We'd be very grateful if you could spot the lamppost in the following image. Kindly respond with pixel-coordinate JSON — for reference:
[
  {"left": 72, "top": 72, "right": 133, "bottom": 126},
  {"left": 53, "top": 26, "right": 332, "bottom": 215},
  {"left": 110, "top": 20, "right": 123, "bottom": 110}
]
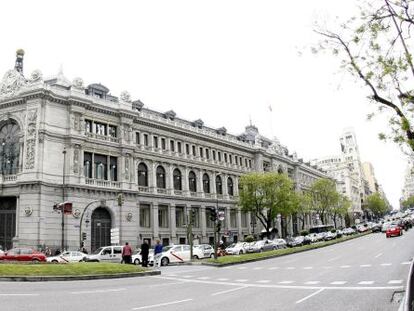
[{"left": 61, "top": 148, "right": 66, "bottom": 252}]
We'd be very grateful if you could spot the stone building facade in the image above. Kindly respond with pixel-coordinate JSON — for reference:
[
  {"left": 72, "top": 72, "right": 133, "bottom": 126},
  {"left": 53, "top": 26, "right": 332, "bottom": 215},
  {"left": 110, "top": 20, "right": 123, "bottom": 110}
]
[{"left": 0, "top": 51, "right": 328, "bottom": 251}]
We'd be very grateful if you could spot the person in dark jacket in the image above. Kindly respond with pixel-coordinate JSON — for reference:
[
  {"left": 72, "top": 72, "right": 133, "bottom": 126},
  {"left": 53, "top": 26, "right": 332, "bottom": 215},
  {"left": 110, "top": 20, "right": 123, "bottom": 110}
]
[{"left": 140, "top": 240, "right": 149, "bottom": 267}]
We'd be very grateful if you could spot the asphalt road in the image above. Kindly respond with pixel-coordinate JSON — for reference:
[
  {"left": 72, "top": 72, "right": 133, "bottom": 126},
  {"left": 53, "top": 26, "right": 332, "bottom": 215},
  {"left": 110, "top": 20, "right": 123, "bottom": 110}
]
[{"left": 2, "top": 230, "right": 414, "bottom": 311}]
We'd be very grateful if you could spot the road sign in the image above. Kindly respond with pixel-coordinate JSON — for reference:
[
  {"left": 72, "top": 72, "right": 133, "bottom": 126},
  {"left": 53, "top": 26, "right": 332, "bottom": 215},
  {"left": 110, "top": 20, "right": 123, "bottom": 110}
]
[{"left": 110, "top": 227, "right": 120, "bottom": 244}]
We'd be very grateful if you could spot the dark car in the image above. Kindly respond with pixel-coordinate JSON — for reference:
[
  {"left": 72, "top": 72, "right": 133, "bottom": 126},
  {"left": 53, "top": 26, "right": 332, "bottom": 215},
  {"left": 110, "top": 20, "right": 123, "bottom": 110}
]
[
  {"left": 371, "top": 224, "right": 381, "bottom": 233},
  {"left": 0, "top": 248, "right": 46, "bottom": 262}
]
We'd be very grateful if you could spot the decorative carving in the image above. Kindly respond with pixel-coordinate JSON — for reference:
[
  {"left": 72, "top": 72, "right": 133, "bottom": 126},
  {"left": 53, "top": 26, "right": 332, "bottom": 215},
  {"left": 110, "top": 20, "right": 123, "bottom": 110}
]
[
  {"left": 0, "top": 69, "right": 27, "bottom": 99},
  {"left": 29, "top": 70, "right": 43, "bottom": 84},
  {"left": 73, "top": 146, "right": 80, "bottom": 174},
  {"left": 120, "top": 90, "right": 131, "bottom": 102},
  {"left": 72, "top": 113, "right": 81, "bottom": 131},
  {"left": 72, "top": 77, "right": 84, "bottom": 90},
  {"left": 24, "top": 206, "right": 33, "bottom": 216},
  {"left": 124, "top": 156, "right": 130, "bottom": 180},
  {"left": 126, "top": 212, "right": 133, "bottom": 221},
  {"left": 72, "top": 209, "right": 81, "bottom": 218},
  {"left": 24, "top": 109, "right": 37, "bottom": 170}
]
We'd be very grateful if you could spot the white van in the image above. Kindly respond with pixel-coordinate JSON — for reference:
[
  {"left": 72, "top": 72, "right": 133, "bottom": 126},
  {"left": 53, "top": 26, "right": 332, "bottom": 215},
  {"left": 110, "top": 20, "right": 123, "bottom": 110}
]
[{"left": 85, "top": 246, "right": 123, "bottom": 263}]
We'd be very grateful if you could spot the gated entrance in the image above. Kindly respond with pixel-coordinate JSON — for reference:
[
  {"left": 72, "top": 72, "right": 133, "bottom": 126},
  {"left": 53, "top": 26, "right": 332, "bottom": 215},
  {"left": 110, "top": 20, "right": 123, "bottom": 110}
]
[
  {"left": 91, "top": 207, "right": 111, "bottom": 252},
  {"left": 0, "top": 197, "right": 16, "bottom": 250}
]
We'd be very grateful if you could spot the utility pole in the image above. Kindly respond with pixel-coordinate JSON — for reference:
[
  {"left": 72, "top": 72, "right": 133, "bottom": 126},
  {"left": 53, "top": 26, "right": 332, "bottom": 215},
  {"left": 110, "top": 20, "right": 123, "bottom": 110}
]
[
  {"left": 61, "top": 148, "right": 66, "bottom": 252},
  {"left": 188, "top": 208, "right": 193, "bottom": 260}
]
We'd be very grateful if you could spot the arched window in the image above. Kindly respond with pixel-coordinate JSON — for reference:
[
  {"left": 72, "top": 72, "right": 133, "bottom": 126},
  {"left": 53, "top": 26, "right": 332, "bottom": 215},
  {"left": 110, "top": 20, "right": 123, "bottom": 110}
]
[
  {"left": 227, "top": 177, "right": 234, "bottom": 196},
  {"left": 0, "top": 120, "right": 20, "bottom": 175},
  {"left": 189, "top": 171, "right": 197, "bottom": 192},
  {"left": 156, "top": 165, "right": 166, "bottom": 189},
  {"left": 173, "top": 168, "right": 182, "bottom": 191},
  {"left": 138, "top": 163, "right": 148, "bottom": 187},
  {"left": 216, "top": 175, "right": 223, "bottom": 195},
  {"left": 203, "top": 173, "right": 210, "bottom": 193}
]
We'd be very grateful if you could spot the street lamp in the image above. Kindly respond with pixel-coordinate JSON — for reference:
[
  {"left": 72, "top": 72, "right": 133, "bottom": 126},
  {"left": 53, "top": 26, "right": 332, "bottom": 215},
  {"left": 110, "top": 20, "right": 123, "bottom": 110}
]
[{"left": 61, "top": 148, "right": 66, "bottom": 252}]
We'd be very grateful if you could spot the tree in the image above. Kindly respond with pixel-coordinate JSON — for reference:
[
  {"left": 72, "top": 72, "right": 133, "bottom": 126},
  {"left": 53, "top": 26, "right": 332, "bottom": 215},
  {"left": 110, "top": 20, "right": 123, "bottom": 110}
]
[
  {"left": 332, "top": 195, "right": 351, "bottom": 228},
  {"left": 296, "top": 192, "right": 314, "bottom": 230},
  {"left": 366, "top": 192, "right": 388, "bottom": 217},
  {"left": 401, "top": 195, "right": 414, "bottom": 210},
  {"left": 239, "top": 172, "right": 299, "bottom": 238},
  {"left": 315, "top": 0, "right": 414, "bottom": 153},
  {"left": 307, "top": 178, "right": 340, "bottom": 225}
]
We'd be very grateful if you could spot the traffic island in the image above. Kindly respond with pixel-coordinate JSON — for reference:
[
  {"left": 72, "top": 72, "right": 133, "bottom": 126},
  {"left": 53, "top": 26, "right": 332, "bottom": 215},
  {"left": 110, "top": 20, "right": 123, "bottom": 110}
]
[
  {"left": 0, "top": 262, "right": 160, "bottom": 281},
  {"left": 204, "top": 232, "right": 372, "bottom": 267}
]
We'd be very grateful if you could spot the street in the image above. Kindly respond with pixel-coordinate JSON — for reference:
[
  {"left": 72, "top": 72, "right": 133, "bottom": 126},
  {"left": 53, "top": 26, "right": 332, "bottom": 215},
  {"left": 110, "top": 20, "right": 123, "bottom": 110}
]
[{"left": 1, "top": 231, "right": 414, "bottom": 311}]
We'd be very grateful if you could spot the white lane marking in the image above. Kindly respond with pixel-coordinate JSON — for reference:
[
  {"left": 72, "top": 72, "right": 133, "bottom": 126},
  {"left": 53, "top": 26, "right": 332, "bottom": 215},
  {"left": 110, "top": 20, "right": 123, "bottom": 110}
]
[
  {"left": 286, "top": 267, "right": 295, "bottom": 270},
  {"left": 71, "top": 288, "right": 126, "bottom": 294},
  {"left": 211, "top": 286, "right": 247, "bottom": 296},
  {"left": 296, "top": 288, "right": 325, "bottom": 304},
  {"left": 375, "top": 253, "right": 383, "bottom": 258},
  {"left": 217, "top": 278, "right": 229, "bottom": 281},
  {"left": 358, "top": 281, "right": 374, "bottom": 285},
  {"left": 235, "top": 279, "right": 248, "bottom": 282},
  {"left": 256, "top": 280, "right": 271, "bottom": 283},
  {"left": 253, "top": 267, "right": 263, "bottom": 270},
  {"left": 269, "top": 267, "right": 279, "bottom": 270},
  {"left": 165, "top": 274, "right": 177, "bottom": 277},
  {"left": 155, "top": 276, "right": 404, "bottom": 291},
  {"left": 279, "top": 281, "right": 294, "bottom": 284},
  {"left": 0, "top": 294, "right": 39, "bottom": 296},
  {"left": 402, "top": 261, "right": 411, "bottom": 265},
  {"left": 182, "top": 275, "right": 193, "bottom": 278},
  {"left": 328, "top": 256, "right": 341, "bottom": 262},
  {"left": 330, "top": 281, "right": 347, "bottom": 285},
  {"left": 305, "top": 281, "right": 320, "bottom": 285},
  {"left": 340, "top": 265, "right": 351, "bottom": 268},
  {"left": 388, "top": 280, "right": 403, "bottom": 284},
  {"left": 132, "top": 299, "right": 193, "bottom": 310},
  {"left": 360, "top": 264, "right": 371, "bottom": 268},
  {"left": 197, "top": 277, "right": 210, "bottom": 280},
  {"left": 381, "top": 263, "right": 392, "bottom": 266},
  {"left": 303, "top": 267, "right": 313, "bottom": 270}
]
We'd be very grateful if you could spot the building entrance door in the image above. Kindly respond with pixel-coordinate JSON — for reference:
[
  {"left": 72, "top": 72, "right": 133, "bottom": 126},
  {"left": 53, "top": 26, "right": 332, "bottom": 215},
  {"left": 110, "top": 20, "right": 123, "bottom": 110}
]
[
  {"left": 0, "top": 197, "right": 16, "bottom": 250},
  {"left": 91, "top": 207, "right": 111, "bottom": 252}
]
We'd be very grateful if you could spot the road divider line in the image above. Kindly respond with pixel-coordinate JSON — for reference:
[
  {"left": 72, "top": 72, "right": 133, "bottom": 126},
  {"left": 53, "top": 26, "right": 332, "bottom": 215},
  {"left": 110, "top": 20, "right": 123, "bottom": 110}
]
[
  {"left": 211, "top": 286, "right": 247, "bottom": 296},
  {"left": 279, "top": 281, "right": 294, "bottom": 284},
  {"left": 305, "top": 281, "right": 320, "bottom": 285},
  {"left": 380, "top": 263, "right": 392, "bottom": 266},
  {"left": 132, "top": 299, "right": 193, "bottom": 310},
  {"left": 330, "top": 281, "right": 347, "bottom": 285},
  {"left": 374, "top": 253, "right": 383, "bottom": 258},
  {"left": 358, "top": 281, "right": 374, "bottom": 285},
  {"left": 296, "top": 288, "right": 325, "bottom": 304},
  {"left": 0, "top": 294, "right": 39, "bottom": 296},
  {"left": 388, "top": 280, "right": 403, "bottom": 284},
  {"left": 71, "top": 288, "right": 126, "bottom": 294},
  {"left": 360, "top": 264, "right": 371, "bottom": 268},
  {"left": 402, "top": 261, "right": 411, "bottom": 265}
]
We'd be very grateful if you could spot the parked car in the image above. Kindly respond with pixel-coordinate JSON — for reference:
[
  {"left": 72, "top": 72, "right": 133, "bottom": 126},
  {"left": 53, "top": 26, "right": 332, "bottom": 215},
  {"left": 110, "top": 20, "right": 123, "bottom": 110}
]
[
  {"left": 286, "top": 236, "right": 305, "bottom": 247},
  {"left": 85, "top": 245, "right": 123, "bottom": 263},
  {"left": 381, "top": 223, "right": 391, "bottom": 233},
  {"left": 324, "top": 231, "right": 337, "bottom": 241},
  {"left": 247, "top": 240, "right": 276, "bottom": 253},
  {"left": 371, "top": 224, "right": 381, "bottom": 233},
  {"left": 305, "top": 233, "right": 319, "bottom": 243},
  {"left": 193, "top": 244, "right": 215, "bottom": 259},
  {"left": 132, "top": 249, "right": 154, "bottom": 265},
  {"left": 273, "top": 238, "right": 287, "bottom": 249},
  {"left": 386, "top": 225, "right": 403, "bottom": 238},
  {"left": 159, "top": 245, "right": 191, "bottom": 266},
  {"left": 47, "top": 251, "right": 87, "bottom": 263},
  {"left": 225, "top": 242, "right": 248, "bottom": 255},
  {"left": 0, "top": 248, "right": 46, "bottom": 262}
]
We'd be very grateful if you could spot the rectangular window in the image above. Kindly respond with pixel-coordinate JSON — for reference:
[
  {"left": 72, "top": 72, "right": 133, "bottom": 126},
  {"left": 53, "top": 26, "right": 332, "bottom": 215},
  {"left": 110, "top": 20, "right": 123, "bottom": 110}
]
[
  {"left": 143, "top": 134, "right": 149, "bottom": 146},
  {"left": 95, "top": 122, "right": 106, "bottom": 136},
  {"left": 224, "top": 153, "right": 228, "bottom": 163},
  {"left": 109, "top": 156, "right": 117, "bottom": 181},
  {"left": 161, "top": 138, "right": 166, "bottom": 150},
  {"left": 206, "top": 149, "right": 210, "bottom": 159},
  {"left": 199, "top": 147, "right": 203, "bottom": 158},
  {"left": 245, "top": 159, "right": 248, "bottom": 167},
  {"left": 218, "top": 152, "right": 221, "bottom": 162},
  {"left": 170, "top": 140, "right": 175, "bottom": 152},
  {"left": 230, "top": 209, "right": 237, "bottom": 228},
  {"left": 139, "top": 205, "right": 150, "bottom": 227},
  {"left": 192, "top": 208, "right": 200, "bottom": 228},
  {"left": 241, "top": 212, "right": 248, "bottom": 227},
  {"left": 192, "top": 145, "right": 196, "bottom": 156},
  {"left": 186, "top": 144, "right": 190, "bottom": 155},
  {"left": 175, "top": 206, "right": 185, "bottom": 228},
  {"left": 229, "top": 155, "right": 232, "bottom": 164},
  {"left": 135, "top": 132, "right": 140, "bottom": 145},
  {"left": 153, "top": 136, "right": 159, "bottom": 148},
  {"left": 206, "top": 208, "right": 214, "bottom": 228},
  {"left": 158, "top": 205, "right": 169, "bottom": 228},
  {"left": 85, "top": 120, "right": 92, "bottom": 133},
  {"left": 212, "top": 150, "right": 216, "bottom": 160},
  {"left": 177, "top": 142, "right": 182, "bottom": 153},
  {"left": 108, "top": 125, "right": 117, "bottom": 138},
  {"left": 94, "top": 154, "right": 107, "bottom": 180},
  {"left": 83, "top": 152, "right": 92, "bottom": 178},
  {"left": 248, "top": 160, "right": 252, "bottom": 168}
]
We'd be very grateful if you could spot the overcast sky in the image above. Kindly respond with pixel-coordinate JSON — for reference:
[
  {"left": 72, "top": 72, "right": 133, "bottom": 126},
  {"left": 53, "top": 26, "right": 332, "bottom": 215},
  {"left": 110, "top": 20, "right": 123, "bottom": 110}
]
[{"left": 0, "top": 0, "right": 407, "bottom": 208}]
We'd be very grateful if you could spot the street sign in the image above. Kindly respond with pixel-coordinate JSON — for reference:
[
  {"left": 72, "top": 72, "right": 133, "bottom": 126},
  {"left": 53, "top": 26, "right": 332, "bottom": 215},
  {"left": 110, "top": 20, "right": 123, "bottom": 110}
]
[
  {"left": 218, "top": 211, "right": 225, "bottom": 221},
  {"left": 110, "top": 227, "right": 120, "bottom": 244}
]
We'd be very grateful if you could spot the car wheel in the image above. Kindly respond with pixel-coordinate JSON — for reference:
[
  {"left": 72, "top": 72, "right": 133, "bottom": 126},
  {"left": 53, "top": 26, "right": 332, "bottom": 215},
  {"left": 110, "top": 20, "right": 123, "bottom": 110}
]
[
  {"left": 210, "top": 253, "right": 215, "bottom": 258},
  {"left": 78, "top": 259, "right": 84, "bottom": 262},
  {"left": 259, "top": 249, "right": 263, "bottom": 253},
  {"left": 32, "top": 258, "right": 40, "bottom": 263},
  {"left": 192, "top": 255, "right": 199, "bottom": 260},
  {"left": 161, "top": 257, "right": 169, "bottom": 266},
  {"left": 134, "top": 258, "right": 140, "bottom": 265},
  {"left": 51, "top": 259, "right": 58, "bottom": 263}
]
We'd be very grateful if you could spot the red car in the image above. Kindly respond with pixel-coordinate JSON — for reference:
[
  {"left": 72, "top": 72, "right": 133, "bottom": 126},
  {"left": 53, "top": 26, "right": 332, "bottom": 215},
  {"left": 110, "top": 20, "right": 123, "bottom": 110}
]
[
  {"left": 386, "top": 225, "right": 403, "bottom": 238},
  {"left": 0, "top": 248, "right": 46, "bottom": 262}
]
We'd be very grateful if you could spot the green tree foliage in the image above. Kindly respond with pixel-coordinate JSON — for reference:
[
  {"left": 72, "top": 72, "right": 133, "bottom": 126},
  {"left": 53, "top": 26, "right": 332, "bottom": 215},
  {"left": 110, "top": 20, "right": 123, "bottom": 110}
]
[
  {"left": 239, "top": 172, "right": 300, "bottom": 238},
  {"left": 366, "top": 192, "right": 388, "bottom": 217},
  {"left": 332, "top": 195, "right": 351, "bottom": 228},
  {"left": 401, "top": 195, "right": 414, "bottom": 210},
  {"left": 307, "top": 178, "right": 340, "bottom": 225},
  {"left": 315, "top": 0, "right": 414, "bottom": 153}
]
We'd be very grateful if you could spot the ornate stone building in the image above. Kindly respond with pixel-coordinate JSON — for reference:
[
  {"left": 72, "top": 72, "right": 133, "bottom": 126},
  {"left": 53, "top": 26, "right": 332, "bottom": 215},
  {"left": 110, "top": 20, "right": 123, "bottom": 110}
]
[{"left": 0, "top": 51, "right": 328, "bottom": 251}]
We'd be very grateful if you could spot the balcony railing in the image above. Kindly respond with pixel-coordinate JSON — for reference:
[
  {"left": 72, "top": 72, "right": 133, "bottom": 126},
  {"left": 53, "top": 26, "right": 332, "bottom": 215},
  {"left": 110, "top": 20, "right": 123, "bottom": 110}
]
[
  {"left": 2, "top": 174, "right": 17, "bottom": 182},
  {"left": 174, "top": 190, "right": 183, "bottom": 196},
  {"left": 85, "top": 132, "right": 120, "bottom": 143},
  {"left": 157, "top": 188, "right": 167, "bottom": 194},
  {"left": 85, "top": 178, "right": 120, "bottom": 188}
]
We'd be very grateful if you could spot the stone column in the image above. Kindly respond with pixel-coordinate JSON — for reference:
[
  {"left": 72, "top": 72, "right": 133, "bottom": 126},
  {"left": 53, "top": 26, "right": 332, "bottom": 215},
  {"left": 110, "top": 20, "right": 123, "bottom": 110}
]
[
  {"left": 197, "top": 170, "right": 204, "bottom": 198},
  {"left": 237, "top": 208, "right": 242, "bottom": 237},
  {"left": 225, "top": 206, "right": 231, "bottom": 230},
  {"left": 149, "top": 162, "right": 157, "bottom": 193},
  {"left": 234, "top": 177, "right": 239, "bottom": 196},
  {"left": 170, "top": 203, "right": 176, "bottom": 243},
  {"left": 182, "top": 166, "right": 190, "bottom": 196},
  {"left": 152, "top": 202, "right": 159, "bottom": 239},
  {"left": 167, "top": 164, "right": 174, "bottom": 195},
  {"left": 222, "top": 174, "right": 229, "bottom": 199},
  {"left": 200, "top": 206, "right": 206, "bottom": 238}
]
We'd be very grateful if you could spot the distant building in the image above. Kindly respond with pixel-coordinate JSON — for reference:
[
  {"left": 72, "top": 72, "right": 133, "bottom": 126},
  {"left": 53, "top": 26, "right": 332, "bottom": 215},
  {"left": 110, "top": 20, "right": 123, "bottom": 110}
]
[{"left": 402, "top": 161, "right": 414, "bottom": 201}]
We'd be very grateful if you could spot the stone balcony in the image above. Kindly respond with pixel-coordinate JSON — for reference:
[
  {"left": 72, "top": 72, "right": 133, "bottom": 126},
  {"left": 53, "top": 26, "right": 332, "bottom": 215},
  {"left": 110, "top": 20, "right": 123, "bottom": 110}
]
[{"left": 85, "top": 178, "right": 121, "bottom": 188}]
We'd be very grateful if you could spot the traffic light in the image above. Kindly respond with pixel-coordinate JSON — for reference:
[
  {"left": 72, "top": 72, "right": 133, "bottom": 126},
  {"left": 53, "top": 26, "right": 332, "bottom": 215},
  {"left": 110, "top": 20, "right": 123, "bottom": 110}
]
[
  {"left": 208, "top": 207, "right": 217, "bottom": 222},
  {"left": 82, "top": 232, "right": 87, "bottom": 241},
  {"left": 117, "top": 193, "right": 124, "bottom": 206}
]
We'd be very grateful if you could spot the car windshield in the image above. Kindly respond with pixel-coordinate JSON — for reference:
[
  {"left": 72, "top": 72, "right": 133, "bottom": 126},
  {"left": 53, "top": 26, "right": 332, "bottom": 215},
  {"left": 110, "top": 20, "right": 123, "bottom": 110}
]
[
  {"left": 92, "top": 247, "right": 103, "bottom": 255},
  {"left": 162, "top": 246, "right": 173, "bottom": 252}
]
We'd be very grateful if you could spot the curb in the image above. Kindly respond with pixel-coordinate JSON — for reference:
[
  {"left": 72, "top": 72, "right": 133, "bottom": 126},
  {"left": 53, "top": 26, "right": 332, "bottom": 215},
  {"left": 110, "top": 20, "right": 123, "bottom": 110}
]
[
  {"left": 0, "top": 270, "right": 161, "bottom": 282},
  {"left": 202, "top": 232, "right": 372, "bottom": 267}
]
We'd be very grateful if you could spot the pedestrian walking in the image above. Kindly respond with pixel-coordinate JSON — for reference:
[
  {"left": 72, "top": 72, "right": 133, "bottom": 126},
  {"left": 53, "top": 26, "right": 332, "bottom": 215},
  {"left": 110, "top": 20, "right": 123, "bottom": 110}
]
[
  {"left": 122, "top": 242, "right": 132, "bottom": 264},
  {"left": 154, "top": 239, "right": 163, "bottom": 268},
  {"left": 140, "top": 240, "right": 149, "bottom": 267}
]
